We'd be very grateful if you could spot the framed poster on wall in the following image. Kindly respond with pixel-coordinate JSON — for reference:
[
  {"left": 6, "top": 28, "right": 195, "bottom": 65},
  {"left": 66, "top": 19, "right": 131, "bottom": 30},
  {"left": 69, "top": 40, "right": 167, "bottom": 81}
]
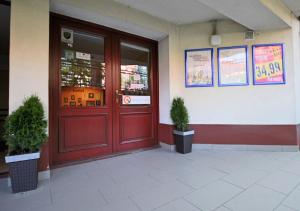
[
  {"left": 252, "top": 43, "right": 285, "bottom": 85},
  {"left": 185, "top": 48, "right": 214, "bottom": 87},
  {"left": 217, "top": 46, "right": 248, "bottom": 86}
]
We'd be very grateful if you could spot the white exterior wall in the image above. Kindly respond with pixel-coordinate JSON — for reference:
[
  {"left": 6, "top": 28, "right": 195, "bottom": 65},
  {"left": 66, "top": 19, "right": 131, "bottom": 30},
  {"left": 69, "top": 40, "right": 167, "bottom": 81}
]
[
  {"left": 9, "top": 0, "right": 49, "bottom": 128},
  {"left": 158, "top": 37, "right": 171, "bottom": 124},
  {"left": 293, "top": 20, "right": 300, "bottom": 124},
  {"left": 172, "top": 20, "right": 297, "bottom": 125}
]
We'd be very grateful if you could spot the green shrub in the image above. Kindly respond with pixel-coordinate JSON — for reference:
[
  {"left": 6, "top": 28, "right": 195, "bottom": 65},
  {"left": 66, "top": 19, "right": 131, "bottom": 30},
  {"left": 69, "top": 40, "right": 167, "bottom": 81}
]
[
  {"left": 170, "top": 97, "right": 189, "bottom": 131},
  {"left": 3, "top": 95, "right": 47, "bottom": 155}
]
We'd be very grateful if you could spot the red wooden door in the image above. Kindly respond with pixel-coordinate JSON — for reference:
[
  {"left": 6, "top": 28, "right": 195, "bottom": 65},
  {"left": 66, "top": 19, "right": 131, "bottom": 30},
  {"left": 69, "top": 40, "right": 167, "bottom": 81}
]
[
  {"left": 112, "top": 37, "right": 158, "bottom": 153},
  {"left": 49, "top": 14, "right": 158, "bottom": 165}
]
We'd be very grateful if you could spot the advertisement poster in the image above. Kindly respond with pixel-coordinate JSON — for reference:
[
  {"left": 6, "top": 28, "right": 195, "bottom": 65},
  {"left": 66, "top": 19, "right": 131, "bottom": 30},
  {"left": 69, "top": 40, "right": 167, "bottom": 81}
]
[
  {"left": 218, "top": 46, "right": 248, "bottom": 86},
  {"left": 185, "top": 49, "right": 213, "bottom": 87},
  {"left": 253, "top": 44, "right": 285, "bottom": 85}
]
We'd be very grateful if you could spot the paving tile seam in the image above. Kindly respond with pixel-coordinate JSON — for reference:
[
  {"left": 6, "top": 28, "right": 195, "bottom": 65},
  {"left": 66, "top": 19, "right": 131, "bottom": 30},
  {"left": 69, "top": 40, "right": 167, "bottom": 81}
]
[{"left": 273, "top": 181, "right": 300, "bottom": 211}]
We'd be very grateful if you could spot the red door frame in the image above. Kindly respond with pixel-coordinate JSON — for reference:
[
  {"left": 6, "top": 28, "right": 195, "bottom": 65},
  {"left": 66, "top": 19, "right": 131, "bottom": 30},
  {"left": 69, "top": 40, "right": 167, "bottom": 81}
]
[{"left": 49, "top": 13, "right": 159, "bottom": 166}]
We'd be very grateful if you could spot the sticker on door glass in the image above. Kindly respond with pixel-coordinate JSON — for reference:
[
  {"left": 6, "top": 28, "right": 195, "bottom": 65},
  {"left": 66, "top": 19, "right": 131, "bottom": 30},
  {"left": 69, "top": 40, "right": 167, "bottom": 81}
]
[
  {"left": 130, "top": 84, "right": 145, "bottom": 89},
  {"left": 122, "top": 95, "right": 150, "bottom": 105},
  {"left": 61, "top": 28, "right": 73, "bottom": 44},
  {"left": 64, "top": 50, "right": 75, "bottom": 60},
  {"left": 76, "top": 52, "right": 91, "bottom": 61}
]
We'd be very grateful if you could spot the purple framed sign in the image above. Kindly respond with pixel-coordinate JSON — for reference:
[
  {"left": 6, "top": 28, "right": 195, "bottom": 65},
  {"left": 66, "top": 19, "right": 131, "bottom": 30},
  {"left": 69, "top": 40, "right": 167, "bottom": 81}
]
[
  {"left": 185, "top": 48, "right": 214, "bottom": 87},
  {"left": 217, "top": 46, "right": 249, "bottom": 87},
  {"left": 252, "top": 43, "right": 285, "bottom": 85}
]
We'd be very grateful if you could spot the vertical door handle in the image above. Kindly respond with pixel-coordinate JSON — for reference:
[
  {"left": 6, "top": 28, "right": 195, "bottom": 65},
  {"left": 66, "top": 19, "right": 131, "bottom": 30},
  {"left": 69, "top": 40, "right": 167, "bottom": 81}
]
[{"left": 115, "top": 90, "right": 122, "bottom": 103}]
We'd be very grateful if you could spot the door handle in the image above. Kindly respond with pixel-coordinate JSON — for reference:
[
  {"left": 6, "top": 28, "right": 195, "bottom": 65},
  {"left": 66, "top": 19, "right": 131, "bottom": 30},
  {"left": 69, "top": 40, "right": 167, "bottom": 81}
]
[{"left": 115, "top": 90, "right": 122, "bottom": 103}]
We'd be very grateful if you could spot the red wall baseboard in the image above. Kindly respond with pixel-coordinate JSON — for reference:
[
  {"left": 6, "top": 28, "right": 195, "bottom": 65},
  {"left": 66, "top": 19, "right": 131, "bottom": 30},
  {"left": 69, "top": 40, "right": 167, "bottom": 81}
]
[{"left": 159, "top": 123, "right": 299, "bottom": 146}]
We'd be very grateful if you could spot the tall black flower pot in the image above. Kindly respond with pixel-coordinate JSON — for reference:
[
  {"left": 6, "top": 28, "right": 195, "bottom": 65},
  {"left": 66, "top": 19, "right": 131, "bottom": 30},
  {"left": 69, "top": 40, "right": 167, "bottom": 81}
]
[
  {"left": 173, "top": 130, "right": 194, "bottom": 154},
  {"left": 5, "top": 152, "right": 40, "bottom": 193}
]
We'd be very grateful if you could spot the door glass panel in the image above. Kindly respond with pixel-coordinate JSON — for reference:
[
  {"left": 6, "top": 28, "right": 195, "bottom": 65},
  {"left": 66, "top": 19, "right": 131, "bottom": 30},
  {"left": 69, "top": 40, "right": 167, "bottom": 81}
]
[
  {"left": 60, "top": 28, "right": 105, "bottom": 108},
  {"left": 120, "top": 42, "right": 150, "bottom": 105}
]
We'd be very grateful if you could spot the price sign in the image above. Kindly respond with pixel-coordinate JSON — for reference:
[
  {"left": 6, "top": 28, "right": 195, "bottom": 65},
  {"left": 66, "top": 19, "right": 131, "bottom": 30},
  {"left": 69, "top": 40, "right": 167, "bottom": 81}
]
[{"left": 253, "top": 44, "right": 285, "bottom": 85}]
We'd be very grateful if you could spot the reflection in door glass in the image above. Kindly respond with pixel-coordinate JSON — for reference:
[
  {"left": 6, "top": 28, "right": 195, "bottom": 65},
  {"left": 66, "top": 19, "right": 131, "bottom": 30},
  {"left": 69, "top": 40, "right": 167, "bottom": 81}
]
[
  {"left": 60, "top": 28, "right": 105, "bottom": 108},
  {"left": 120, "top": 42, "right": 150, "bottom": 97}
]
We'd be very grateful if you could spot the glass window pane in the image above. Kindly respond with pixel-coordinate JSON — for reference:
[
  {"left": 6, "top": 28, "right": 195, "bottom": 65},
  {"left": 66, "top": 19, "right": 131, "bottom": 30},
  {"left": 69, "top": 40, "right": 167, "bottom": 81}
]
[
  {"left": 120, "top": 42, "right": 150, "bottom": 98},
  {"left": 60, "top": 28, "right": 105, "bottom": 108}
]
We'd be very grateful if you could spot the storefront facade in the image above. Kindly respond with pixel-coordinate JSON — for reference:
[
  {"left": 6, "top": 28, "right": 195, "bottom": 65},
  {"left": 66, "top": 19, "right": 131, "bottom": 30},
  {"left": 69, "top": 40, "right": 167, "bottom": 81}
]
[
  {"left": 49, "top": 14, "right": 158, "bottom": 165},
  {"left": 5, "top": 0, "right": 300, "bottom": 177}
]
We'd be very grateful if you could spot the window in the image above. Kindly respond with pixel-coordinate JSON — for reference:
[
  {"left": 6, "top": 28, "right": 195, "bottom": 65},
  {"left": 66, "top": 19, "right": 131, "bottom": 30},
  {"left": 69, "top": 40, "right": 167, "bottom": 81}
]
[
  {"left": 120, "top": 42, "right": 150, "bottom": 105},
  {"left": 60, "top": 28, "right": 105, "bottom": 108}
]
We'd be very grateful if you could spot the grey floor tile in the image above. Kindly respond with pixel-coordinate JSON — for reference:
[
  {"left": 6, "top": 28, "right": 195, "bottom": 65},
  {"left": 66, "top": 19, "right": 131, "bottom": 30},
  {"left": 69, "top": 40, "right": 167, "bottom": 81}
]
[
  {"left": 257, "top": 171, "right": 300, "bottom": 195},
  {"left": 131, "top": 180, "right": 194, "bottom": 211},
  {"left": 215, "top": 206, "right": 232, "bottom": 211},
  {"left": 1, "top": 149, "right": 300, "bottom": 211},
  {"left": 50, "top": 173, "right": 98, "bottom": 197},
  {"left": 98, "top": 198, "right": 140, "bottom": 211},
  {"left": 1, "top": 185, "right": 52, "bottom": 211},
  {"left": 184, "top": 180, "right": 243, "bottom": 211},
  {"left": 154, "top": 198, "right": 201, "bottom": 211},
  {"left": 108, "top": 162, "right": 150, "bottom": 184},
  {"left": 211, "top": 159, "right": 249, "bottom": 174},
  {"left": 248, "top": 159, "right": 284, "bottom": 173},
  {"left": 225, "top": 185, "right": 285, "bottom": 211},
  {"left": 280, "top": 160, "right": 300, "bottom": 176},
  {"left": 282, "top": 185, "right": 300, "bottom": 210},
  {"left": 274, "top": 205, "right": 297, "bottom": 211},
  {"left": 222, "top": 169, "right": 268, "bottom": 189},
  {"left": 177, "top": 167, "right": 226, "bottom": 189},
  {"left": 99, "top": 173, "right": 161, "bottom": 204},
  {"left": 148, "top": 168, "right": 178, "bottom": 184},
  {"left": 51, "top": 185, "right": 107, "bottom": 208}
]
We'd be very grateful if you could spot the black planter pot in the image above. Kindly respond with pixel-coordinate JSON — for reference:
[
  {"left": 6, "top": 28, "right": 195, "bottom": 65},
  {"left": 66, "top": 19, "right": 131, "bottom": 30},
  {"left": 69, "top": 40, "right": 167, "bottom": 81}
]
[
  {"left": 173, "top": 130, "right": 194, "bottom": 154},
  {"left": 5, "top": 152, "right": 40, "bottom": 193}
]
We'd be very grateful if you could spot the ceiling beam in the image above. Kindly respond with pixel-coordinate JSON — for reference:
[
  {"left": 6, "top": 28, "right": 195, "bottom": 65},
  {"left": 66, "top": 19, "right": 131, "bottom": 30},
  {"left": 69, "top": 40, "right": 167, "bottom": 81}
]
[{"left": 195, "top": 0, "right": 290, "bottom": 30}]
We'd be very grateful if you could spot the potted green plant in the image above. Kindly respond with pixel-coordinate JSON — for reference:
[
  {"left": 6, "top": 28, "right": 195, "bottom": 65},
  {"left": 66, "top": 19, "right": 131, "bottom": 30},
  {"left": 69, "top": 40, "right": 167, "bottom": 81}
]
[
  {"left": 3, "top": 95, "right": 47, "bottom": 193},
  {"left": 170, "top": 97, "right": 194, "bottom": 154}
]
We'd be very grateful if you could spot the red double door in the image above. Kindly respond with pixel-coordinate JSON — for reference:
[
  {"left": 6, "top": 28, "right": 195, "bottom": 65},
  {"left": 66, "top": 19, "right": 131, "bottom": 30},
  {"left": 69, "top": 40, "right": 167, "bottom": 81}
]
[{"left": 49, "top": 14, "right": 158, "bottom": 165}]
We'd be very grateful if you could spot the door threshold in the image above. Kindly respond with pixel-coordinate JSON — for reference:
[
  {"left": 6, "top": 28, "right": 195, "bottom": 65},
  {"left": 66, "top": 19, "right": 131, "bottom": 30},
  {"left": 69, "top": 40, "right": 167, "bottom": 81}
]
[{"left": 51, "top": 145, "right": 161, "bottom": 169}]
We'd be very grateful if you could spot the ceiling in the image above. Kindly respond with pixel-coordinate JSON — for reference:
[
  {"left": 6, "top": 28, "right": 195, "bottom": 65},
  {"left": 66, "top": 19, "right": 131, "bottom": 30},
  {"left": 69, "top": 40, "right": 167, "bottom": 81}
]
[
  {"left": 282, "top": 0, "right": 300, "bottom": 17},
  {"left": 114, "top": 0, "right": 291, "bottom": 30},
  {"left": 51, "top": 0, "right": 167, "bottom": 41},
  {"left": 195, "top": 0, "right": 289, "bottom": 31},
  {"left": 51, "top": 0, "right": 296, "bottom": 41},
  {"left": 113, "top": 0, "right": 226, "bottom": 25},
  {"left": 1, "top": 0, "right": 298, "bottom": 48}
]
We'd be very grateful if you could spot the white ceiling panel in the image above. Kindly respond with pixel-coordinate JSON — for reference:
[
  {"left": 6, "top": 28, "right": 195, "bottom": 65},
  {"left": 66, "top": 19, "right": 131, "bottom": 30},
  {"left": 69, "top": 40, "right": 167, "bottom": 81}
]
[
  {"left": 51, "top": 1, "right": 168, "bottom": 40},
  {"left": 282, "top": 0, "right": 300, "bottom": 17},
  {"left": 196, "top": 0, "right": 290, "bottom": 30},
  {"left": 113, "top": 0, "right": 226, "bottom": 24},
  {"left": 51, "top": 0, "right": 292, "bottom": 41}
]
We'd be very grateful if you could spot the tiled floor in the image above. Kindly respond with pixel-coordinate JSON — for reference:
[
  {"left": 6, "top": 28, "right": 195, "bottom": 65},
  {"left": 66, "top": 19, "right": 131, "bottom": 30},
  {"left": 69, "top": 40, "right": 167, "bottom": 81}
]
[{"left": 1, "top": 148, "right": 300, "bottom": 211}]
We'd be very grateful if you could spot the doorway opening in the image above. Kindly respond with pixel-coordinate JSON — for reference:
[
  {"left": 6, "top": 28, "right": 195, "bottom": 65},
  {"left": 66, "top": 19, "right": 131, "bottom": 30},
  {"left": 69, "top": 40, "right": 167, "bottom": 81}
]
[{"left": 0, "top": 1, "right": 10, "bottom": 175}]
